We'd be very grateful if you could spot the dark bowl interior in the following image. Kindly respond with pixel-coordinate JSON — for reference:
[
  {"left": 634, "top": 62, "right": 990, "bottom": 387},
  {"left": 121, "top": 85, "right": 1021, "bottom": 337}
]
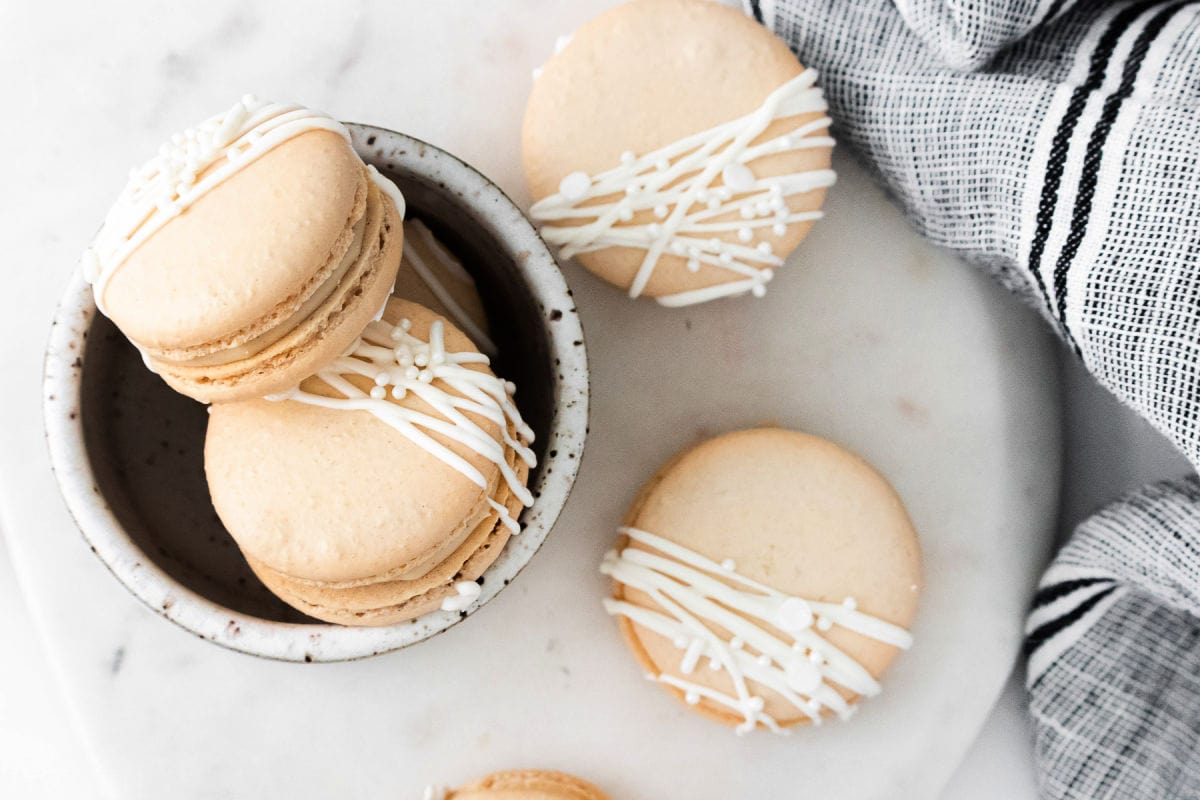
[{"left": 80, "top": 147, "right": 556, "bottom": 624}]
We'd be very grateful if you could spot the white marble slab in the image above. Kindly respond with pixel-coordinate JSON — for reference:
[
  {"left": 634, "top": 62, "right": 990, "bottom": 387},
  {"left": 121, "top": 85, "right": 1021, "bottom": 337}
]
[{"left": 0, "top": 2, "right": 1061, "bottom": 798}]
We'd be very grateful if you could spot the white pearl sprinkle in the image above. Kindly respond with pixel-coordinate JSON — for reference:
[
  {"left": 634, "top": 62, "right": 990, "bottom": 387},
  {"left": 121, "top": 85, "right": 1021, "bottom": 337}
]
[
  {"left": 730, "top": 637, "right": 744, "bottom": 650},
  {"left": 756, "top": 654, "right": 771, "bottom": 667},
  {"left": 620, "top": 150, "right": 636, "bottom": 165},
  {"left": 757, "top": 241, "right": 773, "bottom": 255},
  {"left": 737, "top": 227, "right": 753, "bottom": 243},
  {"left": 687, "top": 246, "right": 700, "bottom": 259},
  {"left": 721, "top": 162, "right": 756, "bottom": 192},
  {"left": 720, "top": 559, "right": 736, "bottom": 571},
  {"left": 808, "top": 650, "right": 822, "bottom": 664},
  {"left": 708, "top": 658, "right": 721, "bottom": 670},
  {"left": 773, "top": 223, "right": 787, "bottom": 237},
  {"left": 755, "top": 201, "right": 771, "bottom": 216},
  {"left": 740, "top": 206, "right": 755, "bottom": 219},
  {"left": 718, "top": 252, "right": 733, "bottom": 265},
  {"left": 685, "top": 691, "right": 700, "bottom": 705},
  {"left": 686, "top": 259, "right": 700, "bottom": 273},
  {"left": 374, "top": 373, "right": 389, "bottom": 386},
  {"left": 647, "top": 223, "right": 661, "bottom": 238},
  {"left": 558, "top": 171, "right": 591, "bottom": 202},
  {"left": 817, "top": 617, "right": 833, "bottom": 631},
  {"left": 405, "top": 366, "right": 420, "bottom": 380},
  {"left": 414, "top": 353, "right": 429, "bottom": 367},
  {"left": 670, "top": 241, "right": 686, "bottom": 255},
  {"left": 400, "top": 319, "right": 412, "bottom": 331},
  {"left": 654, "top": 205, "right": 669, "bottom": 219},
  {"left": 752, "top": 284, "right": 767, "bottom": 298},
  {"left": 618, "top": 204, "right": 634, "bottom": 222},
  {"left": 625, "top": 184, "right": 639, "bottom": 196},
  {"left": 843, "top": 596, "right": 858, "bottom": 610},
  {"left": 655, "top": 158, "right": 670, "bottom": 172},
  {"left": 706, "top": 197, "right": 720, "bottom": 211},
  {"left": 418, "top": 371, "right": 433, "bottom": 384},
  {"left": 674, "top": 636, "right": 689, "bottom": 649},
  {"left": 391, "top": 386, "right": 406, "bottom": 400},
  {"left": 369, "top": 386, "right": 386, "bottom": 400}
]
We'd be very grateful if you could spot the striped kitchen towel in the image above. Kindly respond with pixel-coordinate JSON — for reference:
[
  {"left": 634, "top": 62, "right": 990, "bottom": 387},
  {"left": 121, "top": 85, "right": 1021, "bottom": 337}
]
[{"left": 745, "top": 0, "right": 1200, "bottom": 797}]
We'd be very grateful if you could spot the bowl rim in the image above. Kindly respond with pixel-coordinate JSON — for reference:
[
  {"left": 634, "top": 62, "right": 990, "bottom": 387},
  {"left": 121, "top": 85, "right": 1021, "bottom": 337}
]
[{"left": 42, "top": 126, "right": 589, "bottom": 662}]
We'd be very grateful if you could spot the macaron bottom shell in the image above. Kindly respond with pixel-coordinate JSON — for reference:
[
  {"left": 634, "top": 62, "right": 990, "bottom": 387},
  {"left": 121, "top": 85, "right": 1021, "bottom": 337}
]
[{"left": 447, "top": 769, "right": 610, "bottom": 800}]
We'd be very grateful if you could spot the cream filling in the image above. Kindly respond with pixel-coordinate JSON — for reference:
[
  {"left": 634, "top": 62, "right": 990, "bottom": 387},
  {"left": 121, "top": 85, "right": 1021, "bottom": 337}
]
[{"left": 163, "top": 209, "right": 369, "bottom": 369}]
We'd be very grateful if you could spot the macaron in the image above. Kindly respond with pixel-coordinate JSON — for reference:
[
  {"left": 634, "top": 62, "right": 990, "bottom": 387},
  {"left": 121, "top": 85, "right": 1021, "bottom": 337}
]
[
  {"left": 429, "top": 769, "right": 609, "bottom": 800},
  {"left": 204, "top": 298, "right": 536, "bottom": 625},
  {"left": 523, "top": 0, "right": 835, "bottom": 307},
  {"left": 601, "top": 428, "right": 920, "bottom": 734},
  {"left": 82, "top": 96, "right": 406, "bottom": 403},
  {"left": 394, "top": 218, "right": 495, "bottom": 355}
]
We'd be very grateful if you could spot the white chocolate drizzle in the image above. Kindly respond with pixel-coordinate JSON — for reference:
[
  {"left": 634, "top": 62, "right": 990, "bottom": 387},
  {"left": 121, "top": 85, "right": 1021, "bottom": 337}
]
[
  {"left": 402, "top": 220, "right": 497, "bottom": 356},
  {"left": 601, "top": 526, "right": 912, "bottom": 735},
  {"left": 440, "top": 580, "right": 483, "bottom": 612},
  {"left": 81, "top": 95, "right": 405, "bottom": 314},
  {"left": 529, "top": 69, "right": 836, "bottom": 307},
  {"left": 267, "top": 316, "right": 536, "bottom": 530}
]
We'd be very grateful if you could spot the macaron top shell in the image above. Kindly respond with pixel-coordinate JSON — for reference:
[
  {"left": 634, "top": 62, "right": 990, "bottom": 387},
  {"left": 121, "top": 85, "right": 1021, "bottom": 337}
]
[
  {"left": 103, "top": 129, "right": 367, "bottom": 351},
  {"left": 447, "top": 770, "right": 610, "bottom": 800},
  {"left": 523, "top": 0, "right": 832, "bottom": 300},
  {"left": 616, "top": 428, "right": 921, "bottom": 729},
  {"left": 205, "top": 299, "right": 505, "bottom": 585}
]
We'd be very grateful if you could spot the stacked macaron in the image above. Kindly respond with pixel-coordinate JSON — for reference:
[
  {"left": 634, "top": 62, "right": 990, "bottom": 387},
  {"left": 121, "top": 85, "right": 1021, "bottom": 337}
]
[
  {"left": 523, "top": 0, "right": 836, "bottom": 307},
  {"left": 83, "top": 97, "right": 537, "bottom": 627},
  {"left": 427, "top": 769, "right": 610, "bottom": 800},
  {"left": 83, "top": 95, "right": 406, "bottom": 402},
  {"left": 206, "top": 298, "right": 535, "bottom": 625},
  {"left": 602, "top": 428, "right": 921, "bottom": 734}
]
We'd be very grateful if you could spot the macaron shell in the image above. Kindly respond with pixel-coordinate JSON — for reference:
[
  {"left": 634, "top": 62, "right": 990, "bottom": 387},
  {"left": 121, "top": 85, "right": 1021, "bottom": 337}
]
[
  {"left": 244, "top": 450, "right": 526, "bottom": 626},
  {"left": 204, "top": 299, "right": 506, "bottom": 584},
  {"left": 615, "top": 428, "right": 921, "bottom": 729},
  {"left": 523, "top": 0, "right": 831, "bottom": 298},
  {"left": 450, "top": 770, "right": 610, "bottom": 800},
  {"left": 104, "top": 129, "right": 367, "bottom": 349},
  {"left": 393, "top": 219, "right": 492, "bottom": 348},
  {"left": 154, "top": 181, "right": 403, "bottom": 403}
]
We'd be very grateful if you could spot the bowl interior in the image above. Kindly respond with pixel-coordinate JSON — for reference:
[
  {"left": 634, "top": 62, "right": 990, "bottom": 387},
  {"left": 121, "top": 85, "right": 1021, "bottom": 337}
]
[{"left": 79, "top": 143, "right": 558, "bottom": 624}]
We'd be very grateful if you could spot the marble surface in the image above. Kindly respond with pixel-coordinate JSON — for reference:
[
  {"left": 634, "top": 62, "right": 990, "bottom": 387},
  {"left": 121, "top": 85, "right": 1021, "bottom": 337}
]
[{"left": 0, "top": 1, "right": 1098, "bottom": 798}]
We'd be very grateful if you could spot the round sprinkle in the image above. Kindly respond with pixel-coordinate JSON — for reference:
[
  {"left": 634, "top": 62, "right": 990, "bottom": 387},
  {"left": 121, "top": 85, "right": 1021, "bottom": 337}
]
[
  {"left": 746, "top": 697, "right": 765, "bottom": 712},
  {"left": 777, "top": 598, "right": 813, "bottom": 632},
  {"left": 817, "top": 617, "right": 833, "bottom": 631},
  {"left": 731, "top": 637, "right": 745, "bottom": 650},
  {"left": 655, "top": 158, "right": 670, "bottom": 172},
  {"left": 620, "top": 150, "right": 636, "bottom": 165},
  {"left": 624, "top": 184, "right": 639, "bottom": 196},
  {"left": 618, "top": 204, "right": 634, "bottom": 222},
  {"left": 405, "top": 366, "right": 420, "bottom": 380},
  {"left": 558, "top": 171, "right": 591, "bottom": 202},
  {"left": 400, "top": 319, "right": 412, "bottom": 331},
  {"left": 755, "top": 201, "right": 771, "bottom": 216},
  {"left": 674, "top": 636, "right": 689, "bottom": 649},
  {"left": 369, "top": 386, "right": 386, "bottom": 400},
  {"left": 414, "top": 353, "right": 429, "bottom": 368},
  {"left": 719, "top": 252, "right": 733, "bottom": 265},
  {"left": 654, "top": 204, "right": 669, "bottom": 219},
  {"left": 756, "top": 654, "right": 771, "bottom": 667},
  {"left": 761, "top": 268, "right": 775, "bottom": 281},
  {"left": 807, "top": 699, "right": 822, "bottom": 712},
  {"left": 706, "top": 197, "right": 721, "bottom": 211},
  {"left": 808, "top": 650, "right": 823, "bottom": 664},
  {"left": 740, "top": 206, "right": 756, "bottom": 220},
  {"left": 737, "top": 227, "right": 753, "bottom": 243},
  {"left": 773, "top": 223, "right": 787, "bottom": 237},
  {"left": 391, "top": 386, "right": 406, "bottom": 400},
  {"left": 685, "top": 692, "right": 700, "bottom": 705},
  {"left": 752, "top": 284, "right": 767, "bottom": 298},
  {"left": 843, "top": 596, "right": 858, "bottom": 611},
  {"left": 670, "top": 241, "right": 686, "bottom": 255},
  {"left": 686, "top": 259, "right": 700, "bottom": 273},
  {"left": 418, "top": 371, "right": 433, "bottom": 384},
  {"left": 770, "top": 196, "right": 786, "bottom": 211},
  {"left": 709, "top": 238, "right": 722, "bottom": 250},
  {"left": 721, "top": 163, "right": 756, "bottom": 192},
  {"left": 757, "top": 241, "right": 773, "bottom": 256},
  {"left": 720, "top": 558, "right": 736, "bottom": 572},
  {"left": 769, "top": 183, "right": 784, "bottom": 197},
  {"left": 374, "top": 373, "right": 389, "bottom": 386},
  {"left": 708, "top": 658, "right": 722, "bottom": 671},
  {"left": 687, "top": 246, "right": 701, "bottom": 259},
  {"left": 647, "top": 223, "right": 662, "bottom": 238}
]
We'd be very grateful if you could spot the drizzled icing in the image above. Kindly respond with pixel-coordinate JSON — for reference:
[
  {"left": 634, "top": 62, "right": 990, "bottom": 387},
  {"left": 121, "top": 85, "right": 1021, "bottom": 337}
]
[
  {"left": 402, "top": 220, "right": 497, "bottom": 356},
  {"left": 529, "top": 69, "right": 836, "bottom": 307},
  {"left": 440, "top": 580, "right": 483, "bottom": 612},
  {"left": 266, "top": 315, "right": 535, "bottom": 531},
  {"left": 601, "top": 526, "right": 912, "bottom": 735},
  {"left": 81, "top": 95, "right": 405, "bottom": 314}
]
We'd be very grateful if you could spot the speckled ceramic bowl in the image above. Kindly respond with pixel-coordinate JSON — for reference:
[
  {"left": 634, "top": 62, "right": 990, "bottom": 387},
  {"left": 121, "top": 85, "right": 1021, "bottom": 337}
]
[{"left": 44, "top": 126, "right": 588, "bottom": 662}]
